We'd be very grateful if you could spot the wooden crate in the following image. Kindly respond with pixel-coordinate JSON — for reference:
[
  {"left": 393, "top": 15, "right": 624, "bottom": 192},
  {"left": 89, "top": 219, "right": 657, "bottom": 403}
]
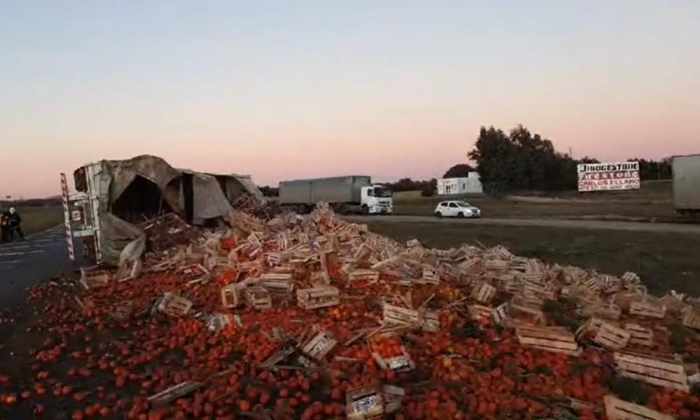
[
  {"left": 245, "top": 286, "right": 272, "bottom": 310},
  {"left": 625, "top": 323, "right": 654, "bottom": 347},
  {"left": 369, "top": 334, "right": 415, "bottom": 373},
  {"left": 260, "top": 273, "right": 295, "bottom": 295},
  {"left": 156, "top": 293, "right": 192, "bottom": 318},
  {"left": 580, "top": 302, "right": 622, "bottom": 320},
  {"left": 493, "top": 302, "right": 510, "bottom": 325},
  {"left": 471, "top": 282, "right": 496, "bottom": 303},
  {"left": 383, "top": 303, "right": 420, "bottom": 326},
  {"left": 382, "top": 385, "right": 405, "bottom": 414},
  {"left": 206, "top": 313, "right": 232, "bottom": 333},
  {"left": 221, "top": 283, "right": 244, "bottom": 308},
  {"left": 484, "top": 259, "right": 509, "bottom": 272},
  {"left": 79, "top": 266, "right": 112, "bottom": 290},
  {"left": 299, "top": 330, "right": 337, "bottom": 366},
  {"left": 604, "top": 395, "right": 673, "bottom": 420},
  {"left": 630, "top": 301, "right": 666, "bottom": 319},
  {"left": 510, "top": 302, "right": 546, "bottom": 325},
  {"left": 420, "top": 310, "right": 440, "bottom": 332},
  {"left": 682, "top": 307, "right": 700, "bottom": 330},
  {"left": 297, "top": 286, "right": 340, "bottom": 310},
  {"left": 346, "top": 385, "right": 384, "bottom": 420},
  {"left": 614, "top": 351, "right": 689, "bottom": 391},
  {"left": 516, "top": 326, "right": 579, "bottom": 355},
  {"left": 593, "top": 322, "right": 631, "bottom": 350},
  {"left": 348, "top": 269, "right": 380, "bottom": 284},
  {"left": 468, "top": 304, "right": 494, "bottom": 322},
  {"left": 111, "top": 300, "right": 133, "bottom": 321},
  {"left": 416, "top": 267, "right": 439, "bottom": 285}
]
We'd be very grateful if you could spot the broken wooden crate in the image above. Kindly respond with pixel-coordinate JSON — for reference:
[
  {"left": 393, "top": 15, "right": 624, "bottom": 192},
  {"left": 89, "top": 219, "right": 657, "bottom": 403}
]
[
  {"left": 603, "top": 394, "right": 674, "bottom": 420},
  {"left": 297, "top": 286, "right": 340, "bottom": 310},
  {"left": 346, "top": 385, "right": 384, "bottom": 420},
  {"left": 420, "top": 310, "right": 440, "bottom": 332},
  {"left": 382, "top": 385, "right": 405, "bottom": 414},
  {"left": 416, "top": 266, "right": 439, "bottom": 285},
  {"left": 298, "top": 330, "right": 337, "bottom": 366},
  {"left": 156, "top": 293, "right": 192, "bottom": 317},
  {"left": 614, "top": 351, "right": 690, "bottom": 391},
  {"left": 79, "top": 266, "right": 112, "bottom": 290},
  {"left": 516, "top": 325, "right": 580, "bottom": 355},
  {"left": 148, "top": 381, "right": 203, "bottom": 407},
  {"left": 467, "top": 304, "right": 494, "bottom": 322},
  {"left": 348, "top": 269, "right": 380, "bottom": 285},
  {"left": 259, "top": 272, "right": 295, "bottom": 296}
]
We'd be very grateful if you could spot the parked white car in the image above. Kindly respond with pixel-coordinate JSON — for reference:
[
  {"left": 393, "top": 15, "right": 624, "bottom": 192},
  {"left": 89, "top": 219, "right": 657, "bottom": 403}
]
[{"left": 434, "top": 200, "right": 481, "bottom": 218}]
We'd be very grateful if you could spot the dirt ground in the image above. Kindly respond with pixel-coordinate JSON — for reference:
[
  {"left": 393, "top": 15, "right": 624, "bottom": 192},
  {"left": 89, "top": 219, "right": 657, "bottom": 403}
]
[{"left": 362, "top": 220, "right": 700, "bottom": 297}]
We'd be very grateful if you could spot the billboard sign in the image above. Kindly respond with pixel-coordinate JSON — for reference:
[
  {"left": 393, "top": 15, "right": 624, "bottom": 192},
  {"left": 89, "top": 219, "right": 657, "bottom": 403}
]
[{"left": 577, "top": 161, "right": 640, "bottom": 192}]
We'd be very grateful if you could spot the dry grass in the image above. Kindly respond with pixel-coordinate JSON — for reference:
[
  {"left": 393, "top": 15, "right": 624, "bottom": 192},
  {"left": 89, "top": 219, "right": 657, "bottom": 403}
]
[{"left": 14, "top": 206, "right": 63, "bottom": 236}]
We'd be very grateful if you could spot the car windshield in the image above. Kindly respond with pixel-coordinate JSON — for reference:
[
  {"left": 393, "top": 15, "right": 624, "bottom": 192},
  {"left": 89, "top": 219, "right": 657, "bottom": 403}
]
[
  {"left": 458, "top": 201, "right": 472, "bottom": 207},
  {"left": 373, "top": 187, "right": 392, "bottom": 198}
]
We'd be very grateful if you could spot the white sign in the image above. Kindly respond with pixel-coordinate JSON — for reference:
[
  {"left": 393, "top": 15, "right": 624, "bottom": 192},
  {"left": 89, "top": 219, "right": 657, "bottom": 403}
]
[{"left": 577, "top": 162, "right": 640, "bottom": 192}]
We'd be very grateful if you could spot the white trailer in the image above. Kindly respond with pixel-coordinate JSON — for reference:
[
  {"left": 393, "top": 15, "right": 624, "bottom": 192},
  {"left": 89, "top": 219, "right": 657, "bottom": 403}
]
[{"left": 672, "top": 154, "right": 700, "bottom": 216}]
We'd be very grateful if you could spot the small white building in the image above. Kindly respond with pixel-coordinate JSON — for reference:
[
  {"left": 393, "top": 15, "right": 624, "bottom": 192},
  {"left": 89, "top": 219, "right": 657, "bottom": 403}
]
[{"left": 437, "top": 172, "right": 483, "bottom": 195}]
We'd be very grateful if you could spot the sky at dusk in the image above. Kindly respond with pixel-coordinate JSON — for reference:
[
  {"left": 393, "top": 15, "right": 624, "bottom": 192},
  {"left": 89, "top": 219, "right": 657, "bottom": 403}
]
[{"left": 1, "top": 1, "right": 698, "bottom": 198}]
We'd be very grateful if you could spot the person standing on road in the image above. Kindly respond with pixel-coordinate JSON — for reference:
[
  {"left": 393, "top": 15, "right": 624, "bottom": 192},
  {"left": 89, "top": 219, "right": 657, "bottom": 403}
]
[
  {"left": 0, "top": 209, "right": 8, "bottom": 242},
  {"left": 7, "top": 207, "right": 24, "bottom": 241}
]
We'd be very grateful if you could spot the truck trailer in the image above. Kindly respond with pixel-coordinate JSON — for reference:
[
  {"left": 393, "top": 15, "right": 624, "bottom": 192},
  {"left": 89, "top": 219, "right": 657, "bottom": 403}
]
[
  {"left": 672, "top": 154, "right": 700, "bottom": 216},
  {"left": 278, "top": 176, "right": 392, "bottom": 214}
]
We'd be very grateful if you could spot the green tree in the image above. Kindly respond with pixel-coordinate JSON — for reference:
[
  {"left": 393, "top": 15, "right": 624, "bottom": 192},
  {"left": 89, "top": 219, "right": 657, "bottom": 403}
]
[{"left": 443, "top": 163, "right": 475, "bottom": 178}]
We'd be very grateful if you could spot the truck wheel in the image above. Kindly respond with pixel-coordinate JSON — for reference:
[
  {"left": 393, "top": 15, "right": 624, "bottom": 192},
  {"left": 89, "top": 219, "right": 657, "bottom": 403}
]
[
  {"left": 362, "top": 205, "right": 369, "bottom": 215},
  {"left": 435, "top": 212, "right": 442, "bottom": 218},
  {"left": 457, "top": 212, "right": 464, "bottom": 218}
]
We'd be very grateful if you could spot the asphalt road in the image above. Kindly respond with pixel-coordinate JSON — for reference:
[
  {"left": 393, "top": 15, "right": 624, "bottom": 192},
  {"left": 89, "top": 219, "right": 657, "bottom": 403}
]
[
  {"left": 345, "top": 215, "right": 700, "bottom": 234},
  {"left": 0, "top": 226, "right": 74, "bottom": 308}
]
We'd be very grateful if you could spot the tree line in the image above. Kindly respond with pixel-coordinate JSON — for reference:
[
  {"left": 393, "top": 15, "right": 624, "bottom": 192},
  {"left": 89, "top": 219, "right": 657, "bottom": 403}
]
[
  {"left": 258, "top": 125, "right": 672, "bottom": 197},
  {"left": 469, "top": 125, "right": 671, "bottom": 194}
]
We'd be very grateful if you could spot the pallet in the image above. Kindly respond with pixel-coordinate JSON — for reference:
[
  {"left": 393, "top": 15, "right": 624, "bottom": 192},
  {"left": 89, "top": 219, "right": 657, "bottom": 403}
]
[
  {"left": 346, "top": 385, "right": 384, "bottom": 420},
  {"left": 156, "top": 293, "right": 192, "bottom": 317},
  {"left": 297, "top": 286, "right": 340, "bottom": 310},
  {"left": 383, "top": 303, "right": 420, "bottom": 327},
  {"left": 630, "top": 301, "right": 666, "bottom": 319},
  {"left": 593, "top": 322, "right": 631, "bottom": 350},
  {"left": 603, "top": 395, "right": 674, "bottom": 420},
  {"left": 516, "top": 325, "right": 579, "bottom": 355},
  {"left": 625, "top": 323, "right": 654, "bottom": 347},
  {"left": 471, "top": 282, "right": 496, "bottom": 303},
  {"left": 245, "top": 286, "right": 272, "bottom": 310},
  {"left": 614, "top": 351, "right": 689, "bottom": 391}
]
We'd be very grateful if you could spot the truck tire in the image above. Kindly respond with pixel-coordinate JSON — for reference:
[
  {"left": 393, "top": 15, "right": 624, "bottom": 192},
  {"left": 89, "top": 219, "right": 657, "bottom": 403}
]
[
  {"left": 435, "top": 211, "right": 442, "bottom": 218},
  {"left": 457, "top": 212, "right": 464, "bottom": 218},
  {"left": 362, "top": 205, "right": 369, "bottom": 215}
]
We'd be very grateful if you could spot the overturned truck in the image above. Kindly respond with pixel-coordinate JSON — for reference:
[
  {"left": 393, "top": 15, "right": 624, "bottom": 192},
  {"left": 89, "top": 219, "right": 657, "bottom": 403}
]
[{"left": 62, "top": 155, "right": 262, "bottom": 266}]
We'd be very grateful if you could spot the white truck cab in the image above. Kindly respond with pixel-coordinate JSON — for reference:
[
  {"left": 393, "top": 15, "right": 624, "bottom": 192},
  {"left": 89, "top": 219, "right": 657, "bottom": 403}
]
[{"left": 361, "top": 185, "right": 393, "bottom": 214}]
